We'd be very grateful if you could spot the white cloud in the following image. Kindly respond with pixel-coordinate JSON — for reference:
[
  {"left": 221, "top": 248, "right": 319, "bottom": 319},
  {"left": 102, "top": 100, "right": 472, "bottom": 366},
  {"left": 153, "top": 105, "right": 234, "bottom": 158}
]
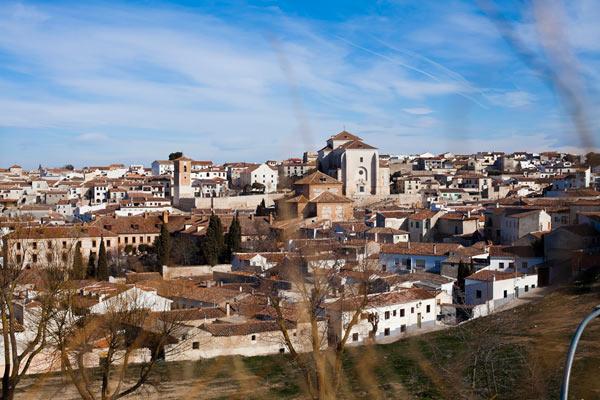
[
  {"left": 402, "top": 107, "right": 433, "bottom": 115},
  {"left": 75, "top": 132, "right": 109, "bottom": 142}
]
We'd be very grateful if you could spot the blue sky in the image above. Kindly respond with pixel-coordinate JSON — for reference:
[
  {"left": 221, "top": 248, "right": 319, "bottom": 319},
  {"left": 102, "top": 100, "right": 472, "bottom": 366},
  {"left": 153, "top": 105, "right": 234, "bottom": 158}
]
[{"left": 0, "top": 0, "right": 598, "bottom": 168}]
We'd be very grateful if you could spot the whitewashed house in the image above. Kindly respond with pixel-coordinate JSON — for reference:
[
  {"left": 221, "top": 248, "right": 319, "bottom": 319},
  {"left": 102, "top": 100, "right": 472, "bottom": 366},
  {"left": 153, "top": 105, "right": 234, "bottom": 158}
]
[
  {"left": 487, "top": 245, "right": 544, "bottom": 273},
  {"left": 88, "top": 286, "right": 173, "bottom": 314},
  {"left": 239, "top": 163, "right": 279, "bottom": 193},
  {"left": 464, "top": 269, "right": 539, "bottom": 309},
  {"left": 327, "top": 288, "right": 438, "bottom": 345}
]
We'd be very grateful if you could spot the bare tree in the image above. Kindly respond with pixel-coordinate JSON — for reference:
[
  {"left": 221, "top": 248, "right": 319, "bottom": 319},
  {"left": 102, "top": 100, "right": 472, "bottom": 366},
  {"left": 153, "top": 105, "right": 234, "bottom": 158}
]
[
  {"left": 266, "top": 241, "right": 379, "bottom": 399},
  {"left": 0, "top": 224, "right": 74, "bottom": 400},
  {"left": 53, "top": 288, "right": 188, "bottom": 400}
]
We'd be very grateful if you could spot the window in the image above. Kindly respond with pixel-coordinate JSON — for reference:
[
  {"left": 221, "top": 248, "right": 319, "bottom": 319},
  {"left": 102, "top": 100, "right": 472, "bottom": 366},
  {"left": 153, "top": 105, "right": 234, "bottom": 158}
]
[
  {"left": 476, "top": 290, "right": 482, "bottom": 299},
  {"left": 499, "top": 262, "right": 504, "bottom": 269},
  {"left": 400, "top": 309, "right": 405, "bottom": 317},
  {"left": 522, "top": 261, "right": 528, "bottom": 269},
  {"left": 106, "top": 240, "right": 111, "bottom": 247},
  {"left": 531, "top": 284, "right": 535, "bottom": 289},
  {"left": 32, "top": 254, "right": 38, "bottom": 263},
  {"left": 392, "top": 310, "right": 397, "bottom": 317},
  {"left": 426, "top": 305, "right": 431, "bottom": 313},
  {"left": 503, "top": 290, "right": 508, "bottom": 298},
  {"left": 352, "top": 333, "right": 359, "bottom": 342},
  {"left": 62, "top": 241, "right": 67, "bottom": 249},
  {"left": 279, "top": 348, "right": 285, "bottom": 354},
  {"left": 384, "top": 328, "right": 390, "bottom": 336},
  {"left": 16, "top": 242, "right": 21, "bottom": 251},
  {"left": 415, "top": 221, "right": 420, "bottom": 228},
  {"left": 384, "top": 311, "right": 390, "bottom": 320},
  {"left": 92, "top": 240, "right": 97, "bottom": 248},
  {"left": 47, "top": 240, "right": 52, "bottom": 249},
  {"left": 400, "top": 325, "right": 406, "bottom": 333},
  {"left": 359, "top": 186, "right": 365, "bottom": 193},
  {"left": 411, "top": 307, "right": 415, "bottom": 314},
  {"left": 251, "top": 335, "right": 256, "bottom": 341},
  {"left": 32, "top": 242, "right": 37, "bottom": 250},
  {"left": 125, "top": 237, "right": 129, "bottom": 244},
  {"left": 16, "top": 255, "right": 22, "bottom": 264},
  {"left": 524, "top": 285, "right": 529, "bottom": 292},
  {"left": 192, "top": 342, "right": 199, "bottom": 349},
  {"left": 360, "top": 157, "right": 364, "bottom": 162}
]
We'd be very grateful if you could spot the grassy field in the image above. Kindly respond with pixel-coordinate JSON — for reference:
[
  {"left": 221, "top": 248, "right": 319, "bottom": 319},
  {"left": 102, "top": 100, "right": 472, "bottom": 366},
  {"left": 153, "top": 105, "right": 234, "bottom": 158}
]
[{"left": 17, "top": 281, "right": 600, "bottom": 399}]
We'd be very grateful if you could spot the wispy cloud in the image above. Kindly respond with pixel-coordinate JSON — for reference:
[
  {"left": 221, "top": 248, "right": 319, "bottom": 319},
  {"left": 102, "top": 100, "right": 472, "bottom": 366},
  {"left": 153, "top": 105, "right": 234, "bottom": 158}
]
[
  {"left": 402, "top": 107, "right": 434, "bottom": 115},
  {"left": 0, "top": 0, "right": 598, "bottom": 167}
]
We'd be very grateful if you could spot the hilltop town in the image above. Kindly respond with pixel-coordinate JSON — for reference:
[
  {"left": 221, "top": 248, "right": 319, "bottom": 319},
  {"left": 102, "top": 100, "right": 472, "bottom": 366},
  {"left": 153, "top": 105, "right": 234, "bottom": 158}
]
[{"left": 1, "top": 131, "right": 600, "bottom": 397}]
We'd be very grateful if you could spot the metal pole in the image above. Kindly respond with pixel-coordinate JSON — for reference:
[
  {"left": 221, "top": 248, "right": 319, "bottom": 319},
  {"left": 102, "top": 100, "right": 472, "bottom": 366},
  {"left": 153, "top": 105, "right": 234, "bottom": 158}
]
[{"left": 560, "top": 305, "right": 600, "bottom": 400}]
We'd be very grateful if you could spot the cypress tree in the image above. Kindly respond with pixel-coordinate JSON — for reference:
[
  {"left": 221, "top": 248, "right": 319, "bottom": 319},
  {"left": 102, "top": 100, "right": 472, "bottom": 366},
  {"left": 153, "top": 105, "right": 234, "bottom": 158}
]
[
  {"left": 202, "top": 214, "right": 224, "bottom": 266},
  {"left": 256, "top": 199, "right": 266, "bottom": 216},
  {"left": 87, "top": 252, "right": 96, "bottom": 279},
  {"left": 155, "top": 224, "right": 171, "bottom": 268},
  {"left": 72, "top": 242, "right": 85, "bottom": 279},
  {"left": 97, "top": 238, "right": 108, "bottom": 280},
  {"left": 224, "top": 215, "right": 242, "bottom": 262}
]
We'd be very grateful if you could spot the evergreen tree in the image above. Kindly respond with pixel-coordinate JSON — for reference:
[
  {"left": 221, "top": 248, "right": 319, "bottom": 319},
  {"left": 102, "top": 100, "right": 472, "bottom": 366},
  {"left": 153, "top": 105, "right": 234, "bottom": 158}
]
[
  {"left": 155, "top": 224, "right": 171, "bottom": 268},
  {"left": 97, "top": 238, "right": 109, "bottom": 280},
  {"left": 87, "top": 252, "right": 96, "bottom": 279},
  {"left": 256, "top": 199, "right": 266, "bottom": 216},
  {"left": 201, "top": 214, "right": 224, "bottom": 265},
  {"left": 457, "top": 260, "right": 475, "bottom": 292},
  {"left": 72, "top": 242, "right": 85, "bottom": 279},
  {"left": 224, "top": 215, "right": 242, "bottom": 261}
]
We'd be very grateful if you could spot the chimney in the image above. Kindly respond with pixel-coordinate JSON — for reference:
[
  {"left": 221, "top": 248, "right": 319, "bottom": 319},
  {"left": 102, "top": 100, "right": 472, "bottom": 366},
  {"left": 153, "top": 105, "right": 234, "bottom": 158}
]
[
  {"left": 250, "top": 213, "right": 255, "bottom": 221},
  {"left": 467, "top": 210, "right": 471, "bottom": 218},
  {"left": 239, "top": 285, "right": 243, "bottom": 292},
  {"left": 433, "top": 244, "right": 437, "bottom": 255},
  {"left": 268, "top": 213, "right": 273, "bottom": 224},
  {"left": 162, "top": 210, "right": 169, "bottom": 224},
  {"left": 408, "top": 242, "right": 411, "bottom": 249},
  {"left": 226, "top": 302, "right": 231, "bottom": 317}
]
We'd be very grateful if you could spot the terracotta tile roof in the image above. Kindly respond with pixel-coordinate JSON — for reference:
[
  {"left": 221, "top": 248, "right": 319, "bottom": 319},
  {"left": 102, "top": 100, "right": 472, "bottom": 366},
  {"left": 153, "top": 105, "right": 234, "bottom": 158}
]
[
  {"left": 556, "top": 224, "right": 599, "bottom": 237},
  {"left": 310, "top": 191, "right": 353, "bottom": 204},
  {"left": 366, "top": 227, "right": 408, "bottom": 235},
  {"left": 283, "top": 194, "right": 309, "bottom": 203},
  {"left": 339, "top": 140, "right": 377, "bottom": 150},
  {"left": 380, "top": 242, "right": 461, "bottom": 256},
  {"left": 155, "top": 307, "right": 226, "bottom": 322},
  {"left": 409, "top": 209, "right": 440, "bottom": 220},
  {"left": 6, "top": 225, "right": 115, "bottom": 240},
  {"left": 330, "top": 130, "right": 363, "bottom": 141},
  {"left": 201, "top": 319, "right": 293, "bottom": 336},
  {"left": 327, "top": 288, "right": 436, "bottom": 312},
  {"left": 376, "top": 210, "right": 414, "bottom": 219},
  {"left": 381, "top": 272, "right": 454, "bottom": 285},
  {"left": 294, "top": 170, "right": 341, "bottom": 185},
  {"left": 466, "top": 269, "right": 524, "bottom": 282},
  {"left": 91, "top": 215, "right": 164, "bottom": 234},
  {"left": 439, "top": 212, "right": 478, "bottom": 221}
]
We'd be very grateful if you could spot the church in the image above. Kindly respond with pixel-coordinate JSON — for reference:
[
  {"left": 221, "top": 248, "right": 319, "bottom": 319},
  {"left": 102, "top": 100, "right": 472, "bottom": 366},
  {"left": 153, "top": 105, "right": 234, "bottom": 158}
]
[{"left": 316, "top": 131, "right": 390, "bottom": 197}]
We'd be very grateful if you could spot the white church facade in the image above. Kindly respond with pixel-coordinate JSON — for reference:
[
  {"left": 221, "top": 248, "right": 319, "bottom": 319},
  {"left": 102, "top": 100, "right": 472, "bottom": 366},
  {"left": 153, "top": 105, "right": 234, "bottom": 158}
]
[{"left": 317, "top": 131, "right": 390, "bottom": 197}]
